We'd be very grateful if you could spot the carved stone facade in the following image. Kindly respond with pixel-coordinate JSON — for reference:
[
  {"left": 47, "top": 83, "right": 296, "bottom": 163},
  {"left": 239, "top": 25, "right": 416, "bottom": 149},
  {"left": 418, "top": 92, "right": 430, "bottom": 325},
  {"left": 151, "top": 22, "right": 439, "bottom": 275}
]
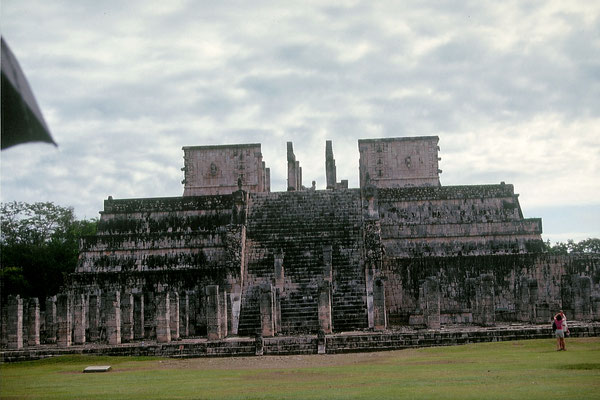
[
  {"left": 359, "top": 136, "right": 441, "bottom": 188},
  {"left": 182, "top": 143, "right": 270, "bottom": 196},
  {"left": 1, "top": 136, "right": 598, "bottom": 351}
]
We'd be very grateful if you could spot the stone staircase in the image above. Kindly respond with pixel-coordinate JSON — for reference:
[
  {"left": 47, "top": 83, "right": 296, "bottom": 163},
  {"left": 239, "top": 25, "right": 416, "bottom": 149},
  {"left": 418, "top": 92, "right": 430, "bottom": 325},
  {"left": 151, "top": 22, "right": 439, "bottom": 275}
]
[{"left": 238, "top": 190, "right": 368, "bottom": 335}]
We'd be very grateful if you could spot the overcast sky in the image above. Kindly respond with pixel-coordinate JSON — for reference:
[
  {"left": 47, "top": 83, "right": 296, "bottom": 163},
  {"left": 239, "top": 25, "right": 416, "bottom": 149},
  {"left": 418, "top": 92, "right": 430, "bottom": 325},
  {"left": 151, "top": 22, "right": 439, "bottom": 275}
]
[{"left": 1, "top": 1, "right": 598, "bottom": 243}]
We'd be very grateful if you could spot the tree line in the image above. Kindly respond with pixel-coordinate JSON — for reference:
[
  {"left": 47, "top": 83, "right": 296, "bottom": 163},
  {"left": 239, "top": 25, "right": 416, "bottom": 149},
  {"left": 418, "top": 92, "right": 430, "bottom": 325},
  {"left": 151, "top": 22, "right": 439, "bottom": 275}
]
[
  {"left": 1, "top": 201, "right": 598, "bottom": 301},
  {"left": 0, "top": 201, "right": 97, "bottom": 301}
]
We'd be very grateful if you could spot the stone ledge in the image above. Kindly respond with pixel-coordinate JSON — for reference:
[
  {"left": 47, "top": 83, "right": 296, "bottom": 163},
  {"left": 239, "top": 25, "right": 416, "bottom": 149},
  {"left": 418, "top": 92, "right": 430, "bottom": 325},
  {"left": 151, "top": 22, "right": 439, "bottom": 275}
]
[{"left": 2, "top": 323, "right": 598, "bottom": 363}]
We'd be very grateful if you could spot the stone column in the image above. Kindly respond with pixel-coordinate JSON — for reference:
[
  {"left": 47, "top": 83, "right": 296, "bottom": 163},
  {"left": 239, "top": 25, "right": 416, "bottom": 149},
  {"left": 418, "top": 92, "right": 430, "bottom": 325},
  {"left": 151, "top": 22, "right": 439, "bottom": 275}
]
[
  {"left": 287, "top": 142, "right": 297, "bottom": 191},
  {"left": 423, "top": 277, "right": 440, "bottom": 330},
  {"left": 170, "top": 291, "right": 180, "bottom": 340},
  {"left": 229, "top": 285, "right": 242, "bottom": 336},
  {"left": 259, "top": 284, "right": 275, "bottom": 337},
  {"left": 474, "top": 274, "right": 495, "bottom": 326},
  {"left": 591, "top": 295, "right": 600, "bottom": 321},
  {"left": 26, "top": 298, "right": 40, "bottom": 346},
  {"left": 134, "top": 293, "right": 145, "bottom": 339},
  {"left": 121, "top": 291, "right": 134, "bottom": 342},
  {"left": 44, "top": 296, "right": 57, "bottom": 344},
  {"left": 325, "top": 140, "right": 337, "bottom": 190},
  {"left": 205, "top": 285, "right": 221, "bottom": 340},
  {"left": 261, "top": 161, "right": 267, "bottom": 192},
  {"left": 188, "top": 291, "right": 198, "bottom": 336},
  {"left": 274, "top": 250, "right": 285, "bottom": 290},
  {"left": 102, "top": 290, "right": 121, "bottom": 345},
  {"left": 274, "top": 288, "right": 282, "bottom": 335},
  {"left": 144, "top": 292, "right": 156, "bottom": 339},
  {"left": 156, "top": 291, "right": 171, "bottom": 343},
  {"left": 56, "top": 294, "right": 72, "bottom": 347},
  {"left": 317, "top": 329, "right": 327, "bottom": 354},
  {"left": 219, "top": 290, "right": 228, "bottom": 338},
  {"left": 373, "top": 278, "right": 387, "bottom": 331},
  {"left": 323, "top": 245, "right": 332, "bottom": 282},
  {"left": 365, "top": 265, "right": 375, "bottom": 329},
  {"left": 255, "top": 332, "right": 264, "bottom": 356},
  {"left": 517, "top": 277, "right": 538, "bottom": 323},
  {"left": 179, "top": 292, "right": 189, "bottom": 337},
  {"left": 318, "top": 281, "right": 333, "bottom": 334},
  {"left": 87, "top": 295, "right": 100, "bottom": 342},
  {"left": 573, "top": 276, "right": 592, "bottom": 321},
  {"left": 73, "top": 294, "right": 86, "bottom": 344},
  {"left": 265, "top": 167, "right": 271, "bottom": 192},
  {"left": 7, "top": 295, "right": 24, "bottom": 349},
  {"left": 1, "top": 302, "right": 8, "bottom": 347}
]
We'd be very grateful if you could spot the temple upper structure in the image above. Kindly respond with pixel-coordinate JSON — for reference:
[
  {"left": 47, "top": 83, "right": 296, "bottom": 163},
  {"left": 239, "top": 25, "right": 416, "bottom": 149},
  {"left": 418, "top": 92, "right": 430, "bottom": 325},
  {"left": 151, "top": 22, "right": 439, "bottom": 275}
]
[
  {"left": 359, "top": 136, "right": 441, "bottom": 189},
  {"left": 182, "top": 143, "right": 270, "bottom": 196}
]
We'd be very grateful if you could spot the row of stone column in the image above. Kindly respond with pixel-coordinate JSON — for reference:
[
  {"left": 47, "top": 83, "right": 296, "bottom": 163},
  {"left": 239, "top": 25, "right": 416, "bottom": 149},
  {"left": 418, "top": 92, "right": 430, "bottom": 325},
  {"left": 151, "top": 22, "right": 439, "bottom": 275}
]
[
  {"left": 411, "top": 274, "right": 496, "bottom": 329},
  {"left": 517, "top": 274, "right": 599, "bottom": 323},
  {"left": 1, "top": 296, "right": 40, "bottom": 349},
  {"left": 1, "top": 287, "right": 198, "bottom": 349}
]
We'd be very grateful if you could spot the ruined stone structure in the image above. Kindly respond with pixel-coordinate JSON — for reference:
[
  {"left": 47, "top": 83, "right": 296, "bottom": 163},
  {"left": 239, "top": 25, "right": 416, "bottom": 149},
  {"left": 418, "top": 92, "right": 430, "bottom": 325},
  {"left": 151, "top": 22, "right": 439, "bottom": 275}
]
[
  {"left": 182, "top": 143, "right": 270, "bottom": 196},
  {"left": 2, "top": 136, "right": 599, "bottom": 352}
]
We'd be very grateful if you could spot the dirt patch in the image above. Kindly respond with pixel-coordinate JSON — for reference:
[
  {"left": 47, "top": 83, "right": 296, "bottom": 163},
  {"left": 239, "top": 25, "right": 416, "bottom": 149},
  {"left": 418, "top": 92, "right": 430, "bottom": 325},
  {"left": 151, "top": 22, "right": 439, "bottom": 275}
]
[
  {"left": 403, "top": 359, "right": 465, "bottom": 366},
  {"left": 151, "top": 350, "right": 420, "bottom": 371}
]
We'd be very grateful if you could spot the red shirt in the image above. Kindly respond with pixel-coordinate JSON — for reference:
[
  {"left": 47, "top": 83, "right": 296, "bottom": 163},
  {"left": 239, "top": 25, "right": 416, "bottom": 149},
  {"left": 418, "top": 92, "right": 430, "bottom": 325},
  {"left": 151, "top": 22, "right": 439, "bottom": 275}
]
[{"left": 555, "top": 319, "right": 563, "bottom": 330}]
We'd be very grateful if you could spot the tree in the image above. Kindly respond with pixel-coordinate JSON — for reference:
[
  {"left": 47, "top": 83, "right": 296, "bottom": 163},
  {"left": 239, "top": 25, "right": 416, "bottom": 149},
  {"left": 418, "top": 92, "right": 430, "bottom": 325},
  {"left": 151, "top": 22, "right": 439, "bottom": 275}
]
[
  {"left": 0, "top": 201, "right": 97, "bottom": 301},
  {"left": 543, "top": 238, "right": 600, "bottom": 254}
]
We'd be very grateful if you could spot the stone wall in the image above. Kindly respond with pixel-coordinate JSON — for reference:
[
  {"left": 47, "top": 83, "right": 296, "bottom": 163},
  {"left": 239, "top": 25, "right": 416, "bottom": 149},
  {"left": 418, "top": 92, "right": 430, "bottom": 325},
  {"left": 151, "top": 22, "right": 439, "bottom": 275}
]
[
  {"left": 359, "top": 136, "right": 440, "bottom": 189},
  {"left": 382, "top": 254, "right": 600, "bottom": 326},
  {"left": 377, "top": 184, "right": 543, "bottom": 257},
  {"left": 182, "top": 144, "right": 269, "bottom": 196},
  {"left": 78, "top": 195, "right": 235, "bottom": 272}
]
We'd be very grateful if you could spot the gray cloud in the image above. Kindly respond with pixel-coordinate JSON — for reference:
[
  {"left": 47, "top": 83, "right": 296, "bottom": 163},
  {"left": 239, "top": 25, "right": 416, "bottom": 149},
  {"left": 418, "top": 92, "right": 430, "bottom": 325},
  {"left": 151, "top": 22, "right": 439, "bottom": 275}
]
[{"left": 1, "top": 0, "right": 598, "bottom": 241}]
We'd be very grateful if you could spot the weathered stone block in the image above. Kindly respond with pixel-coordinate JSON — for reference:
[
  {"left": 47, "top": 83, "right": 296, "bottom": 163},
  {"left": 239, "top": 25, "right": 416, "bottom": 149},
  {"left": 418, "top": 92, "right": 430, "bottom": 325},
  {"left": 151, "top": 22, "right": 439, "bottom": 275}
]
[
  {"left": 423, "top": 277, "right": 440, "bottom": 330},
  {"left": 205, "top": 285, "right": 221, "bottom": 340},
  {"left": 318, "top": 281, "right": 332, "bottom": 334},
  {"left": 73, "top": 294, "right": 86, "bottom": 344},
  {"left": 317, "top": 329, "right": 327, "bottom": 354},
  {"left": 43, "top": 296, "right": 57, "bottom": 344},
  {"left": 121, "top": 292, "right": 134, "bottom": 342},
  {"left": 56, "top": 294, "right": 72, "bottom": 347},
  {"left": 87, "top": 295, "right": 100, "bottom": 342},
  {"left": 134, "top": 293, "right": 145, "bottom": 339},
  {"left": 170, "top": 291, "right": 180, "bottom": 340},
  {"left": 373, "top": 278, "right": 387, "bottom": 331},
  {"left": 7, "top": 295, "right": 23, "bottom": 349},
  {"left": 259, "top": 284, "right": 275, "bottom": 337},
  {"left": 474, "top": 274, "right": 495, "bottom": 327},
  {"left": 156, "top": 291, "right": 171, "bottom": 343},
  {"left": 102, "top": 290, "right": 121, "bottom": 345},
  {"left": 179, "top": 292, "right": 189, "bottom": 337},
  {"left": 27, "top": 297, "right": 40, "bottom": 346}
]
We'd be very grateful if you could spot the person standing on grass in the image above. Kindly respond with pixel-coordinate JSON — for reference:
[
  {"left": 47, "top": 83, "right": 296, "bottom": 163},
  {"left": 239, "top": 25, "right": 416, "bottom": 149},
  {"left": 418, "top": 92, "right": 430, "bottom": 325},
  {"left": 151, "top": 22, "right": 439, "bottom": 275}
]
[
  {"left": 554, "top": 313, "right": 566, "bottom": 351},
  {"left": 560, "top": 310, "right": 569, "bottom": 337}
]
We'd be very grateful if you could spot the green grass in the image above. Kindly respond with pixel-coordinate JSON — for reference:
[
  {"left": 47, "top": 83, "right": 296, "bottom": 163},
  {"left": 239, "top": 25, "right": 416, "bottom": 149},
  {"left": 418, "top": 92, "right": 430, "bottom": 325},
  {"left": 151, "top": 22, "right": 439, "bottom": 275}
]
[{"left": 1, "top": 338, "right": 599, "bottom": 399}]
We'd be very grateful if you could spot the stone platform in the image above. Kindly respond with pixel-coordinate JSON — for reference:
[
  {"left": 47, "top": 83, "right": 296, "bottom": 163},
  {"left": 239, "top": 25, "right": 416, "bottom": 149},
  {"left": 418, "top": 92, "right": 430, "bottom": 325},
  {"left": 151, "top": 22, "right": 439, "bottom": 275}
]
[{"left": 2, "top": 322, "right": 599, "bottom": 363}]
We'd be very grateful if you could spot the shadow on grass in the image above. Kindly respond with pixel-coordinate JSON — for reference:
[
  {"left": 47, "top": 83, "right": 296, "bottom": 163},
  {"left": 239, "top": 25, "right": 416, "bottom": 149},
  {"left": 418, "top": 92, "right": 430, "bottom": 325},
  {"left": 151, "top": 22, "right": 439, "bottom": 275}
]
[{"left": 559, "top": 363, "right": 600, "bottom": 370}]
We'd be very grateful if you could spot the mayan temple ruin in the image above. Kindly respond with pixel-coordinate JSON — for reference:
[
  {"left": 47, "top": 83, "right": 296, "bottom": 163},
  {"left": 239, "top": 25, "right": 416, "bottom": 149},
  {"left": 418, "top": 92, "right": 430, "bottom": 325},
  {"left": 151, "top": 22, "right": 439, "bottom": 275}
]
[{"left": 2, "top": 136, "right": 599, "bottom": 358}]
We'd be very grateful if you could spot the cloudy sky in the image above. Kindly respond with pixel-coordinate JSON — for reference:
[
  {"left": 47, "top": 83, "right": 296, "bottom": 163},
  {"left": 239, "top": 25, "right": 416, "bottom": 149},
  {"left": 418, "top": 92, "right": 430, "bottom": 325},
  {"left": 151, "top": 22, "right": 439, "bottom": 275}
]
[{"left": 1, "top": 1, "right": 598, "bottom": 242}]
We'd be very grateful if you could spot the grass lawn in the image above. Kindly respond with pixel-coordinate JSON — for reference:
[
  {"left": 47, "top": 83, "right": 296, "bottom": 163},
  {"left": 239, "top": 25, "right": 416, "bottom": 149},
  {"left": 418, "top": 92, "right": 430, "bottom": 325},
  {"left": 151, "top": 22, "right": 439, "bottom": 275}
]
[{"left": 1, "top": 338, "right": 599, "bottom": 399}]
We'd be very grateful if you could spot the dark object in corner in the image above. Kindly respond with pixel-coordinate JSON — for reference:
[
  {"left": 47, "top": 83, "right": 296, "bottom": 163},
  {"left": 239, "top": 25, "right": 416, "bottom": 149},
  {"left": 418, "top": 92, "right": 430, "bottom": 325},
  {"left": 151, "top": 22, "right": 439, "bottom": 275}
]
[{"left": 1, "top": 37, "right": 56, "bottom": 150}]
